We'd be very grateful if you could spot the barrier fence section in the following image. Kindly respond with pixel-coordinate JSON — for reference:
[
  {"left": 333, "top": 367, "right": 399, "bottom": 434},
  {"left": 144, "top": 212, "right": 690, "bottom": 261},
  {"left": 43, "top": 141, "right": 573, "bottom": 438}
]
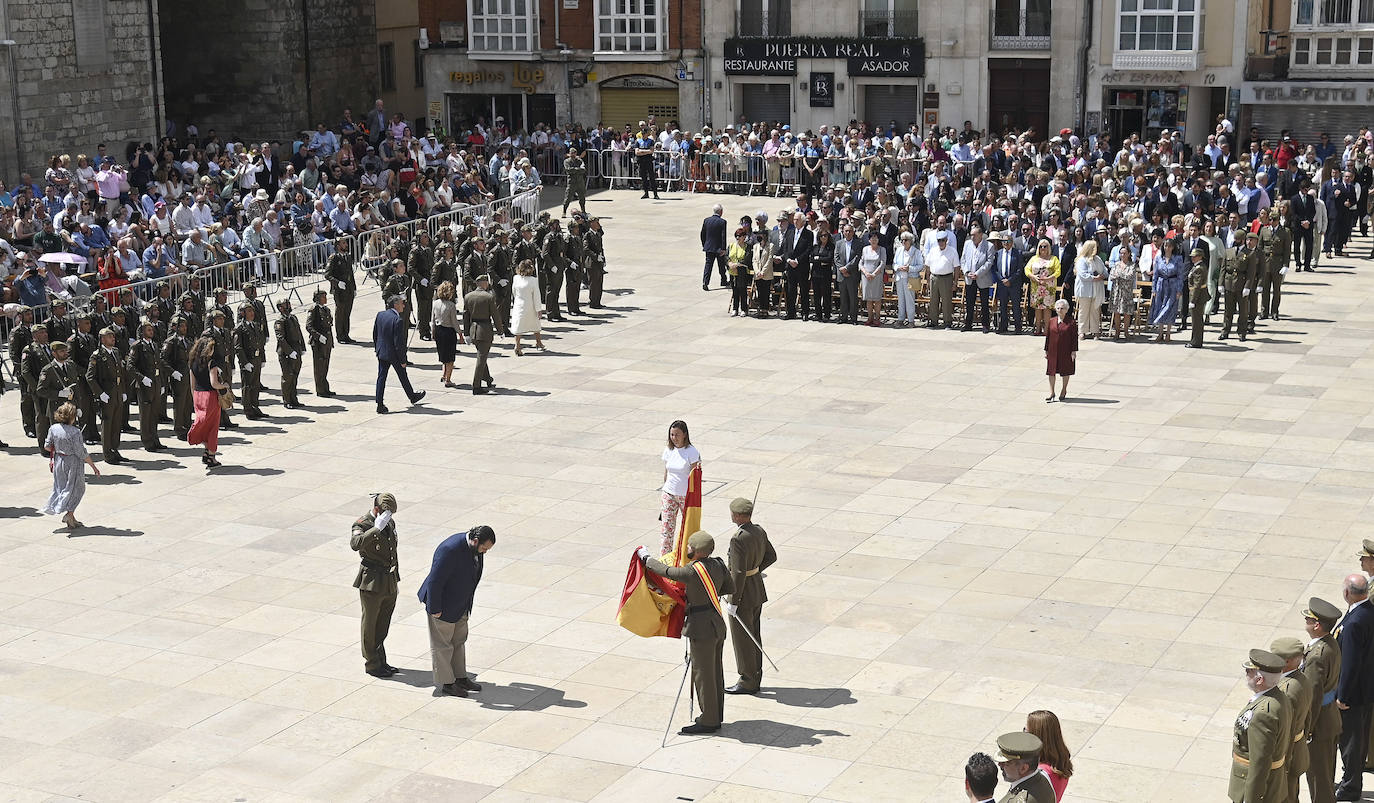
[{"left": 1, "top": 188, "right": 543, "bottom": 380}]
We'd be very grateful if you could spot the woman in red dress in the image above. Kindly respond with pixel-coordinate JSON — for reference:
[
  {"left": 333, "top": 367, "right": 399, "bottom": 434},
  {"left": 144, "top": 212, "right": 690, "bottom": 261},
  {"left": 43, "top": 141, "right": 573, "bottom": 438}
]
[
  {"left": 96, "top": 251, "right": 129, "bottom": 305},
  {"left": 1044, "top": 298, "right": 1078, "bottom": 402}
]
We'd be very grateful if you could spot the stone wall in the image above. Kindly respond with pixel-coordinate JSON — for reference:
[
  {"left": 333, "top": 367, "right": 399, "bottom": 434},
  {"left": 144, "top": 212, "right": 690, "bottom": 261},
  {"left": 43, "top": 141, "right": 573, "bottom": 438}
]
[
  {"left": 3, "top": 0, "right": 161, "bottom": 178},
  {"left": 160, "top": 0, "right": 377, "bottom": 145}
]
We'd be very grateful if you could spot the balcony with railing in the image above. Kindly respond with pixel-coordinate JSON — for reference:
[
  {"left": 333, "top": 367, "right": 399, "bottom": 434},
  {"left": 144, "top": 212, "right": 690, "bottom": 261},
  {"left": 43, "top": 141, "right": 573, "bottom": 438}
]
[
  {"left": 989, "top": 8, "right": 1050, "bottom": 49},
  {"left": 859, "top": 9, "right": 920, "bottom": 38}
]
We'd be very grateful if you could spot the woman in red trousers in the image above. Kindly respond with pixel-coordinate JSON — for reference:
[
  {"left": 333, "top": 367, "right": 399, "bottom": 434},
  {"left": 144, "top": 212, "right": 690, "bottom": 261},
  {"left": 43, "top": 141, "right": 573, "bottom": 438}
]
[
  {"left": 1044, "top": 298, "right": 1078, "bottom": 402},
  {"left": 186, "top": 335, "right": 228, "bottom": 468}
]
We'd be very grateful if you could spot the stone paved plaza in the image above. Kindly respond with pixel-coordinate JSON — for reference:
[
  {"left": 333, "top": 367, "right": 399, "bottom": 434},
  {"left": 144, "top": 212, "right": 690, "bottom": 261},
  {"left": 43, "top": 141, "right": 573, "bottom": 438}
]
[{"left": 3, "top": 188, "right": 1373, "bottom": 802}]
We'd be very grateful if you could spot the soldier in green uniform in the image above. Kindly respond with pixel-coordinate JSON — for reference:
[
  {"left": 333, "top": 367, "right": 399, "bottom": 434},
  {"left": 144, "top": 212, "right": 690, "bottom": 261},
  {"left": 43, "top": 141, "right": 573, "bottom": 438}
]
[
  {"left": 86, "top": 327, "right": 128, "bottom": 464},
  {"left": 585, "top": 217, "right": 607, "bottom": 309},
  {"left": 153, "top": 282, "right": 176, "bottom": 323},
  {"left": 69, "top": 314, "right": 99, "bottom": 444},
  {"left": 45, "top": 299, "right": 73, "bottom": 345},
  {"left": 205, "top": 310, "right": 237, "bottom": 430},
  {"left": 461, "top": 274, "right": 505, "bottom": 395},
  {"left": 462, "top": 233, "right": 489, "bottom": 300},
  {"left": 86, "top": 295, "right": 111, "bottom": 335},
  {"left": 235, "top": 302, "right": 267, "bottom": 419},
  {"left": 1220, "top": 231, "right": 1261, "bottom": 342},
  {"left": 238, "top": 282, "right": 268, "bottom": 328},
  {"left": 1262, "top": 206, "right": 1293, "bottom": 321},
  {"left": 563, "top": 147, "right": 588, "bottom": 217},
  {"left": 408, "top": 230, "right": 435, "bottom": 341},
  {"left": 180, "top": 276, "right": 209, "bottom": 318},
  {"left": 115, "top": 288, "right": 140, "bottom": 338},
  {"left": 434, "top": 242, "right": 460, "bottom": 291},
  {"left": 564, "top": 218, "right": 585, "bottom": 316},
  {"left": 994, "top": 732, "right": 1056, "bottom": 803},
  {"left": 36, "top": 341, "right": 78, "bottom": 456},
  {"left": 488, "top": 228, "right": 515, "bottom": 336},
  {"left": 722, "top": 497, "right": 777, "bottom": 695},
  {"left": 1185, "top": 247, "right": 1209, "bottom": 349},
  {"left": 541, "top": 218, "right": 568, "bottom": 322},
  {"left": 8, "top": 306, "right": 35, "bottom": 437},
  {"left": 274, "top": 298, "right": 305, "bottom": 409},
  {"left": 211, "top": 288, "right": 235, "bottom": 342},
  {"left": 126, "top": 319, "right": 167, "bottom": 451},
  {"left": 20, "top": 324, "right": 52, "bottom": 450},
  {"left": 177, "top": 294, "right": 203, "bottom": 340},
  {"left": 642, "top": 530, "right": 735, "bottom": 735},
  {"left": 161, "top": 316, "right": 194, "bottom": 439},
  {"left": 305, "top": 289, "right": 334, "bottom": 398},
  {"left": 1271, "top": 636, "right": 1312, "bottom": 803},
  {"left": 1230, "top": 649, "right": 1291, "bottom": 803},
  {"left": 381, "top": 259, "right": 412, "bottom": 332},
  {"left": 351, "top": 492, "right": 401, "bottom": 678},
  {"left": 1304, "top": 597, "right": 1342, "bottom": 803},
  {"left": 325, "top": 236, "right": 357, "bottom": 343}
]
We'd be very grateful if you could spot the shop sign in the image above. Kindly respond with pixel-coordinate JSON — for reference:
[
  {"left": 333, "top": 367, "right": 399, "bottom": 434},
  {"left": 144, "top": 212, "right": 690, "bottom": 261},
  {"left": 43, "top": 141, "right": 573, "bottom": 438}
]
[
  {"left": 1241, "top": 81, "right": 1374, "bottom": 104},
  {"left": 447, "top": 64, "right": 547, "bottom": 94},
  {"left": 1099, "top": 70, "right": 1218, "bottom": 86},
  {"left": 723, "top": 37, "right": 924, "bottom": 77},
  {"left": 809, "top": 72, "right": 834, "bottom": 108},
  {"left": 600, "top": 74, "right": 678, "bottom": 90},
  {"left": 449, "top": 69, "right": 503, "bottom": 86}
]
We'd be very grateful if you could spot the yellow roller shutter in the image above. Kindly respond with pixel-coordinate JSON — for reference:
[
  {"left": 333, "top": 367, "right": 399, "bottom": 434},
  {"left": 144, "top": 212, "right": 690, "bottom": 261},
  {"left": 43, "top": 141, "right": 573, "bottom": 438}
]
[{"left": 600, "top": 88, "right": 680, "bottom": 132}]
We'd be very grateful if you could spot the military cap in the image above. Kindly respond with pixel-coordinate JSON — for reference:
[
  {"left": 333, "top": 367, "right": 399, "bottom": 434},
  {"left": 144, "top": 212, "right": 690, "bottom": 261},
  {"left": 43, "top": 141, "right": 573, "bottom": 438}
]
[
  {"left": 237, "top": 301, "right": 255, "bottom": 313},
  {"left": 686, "top": 530, "right": 714, "bottom": 554},
  {"left": 589, "top": 216, "right": 601, "bottom": 223},
  {"left": 495, "top": 227, "right": 510, "bottom": 236},
  {"left": 139, "top": 317, "right": 156, "bottom": 328},
  {"left": 1304, "top": 597, "right": 1342, "bottom": 625},
  {"left": 214, "top": 286, "right": 227, "bottom": 296},
  {"left": 474, "top": 274, "right": 490, "bottom": 284},
  {"left": 143, "top": 299, "right": 160, "bottom": 310},
  {"left": 1244, "top": 649, "right": 1285, "bottom": 673},
  {"left": 375, "top": 492, "right": 398, "bottom": 512},
  {"left": 244, "top": 280, "right": 261, "bottom": 290},
  {"left": 538, "top": 211, "right": 552, "bottom": 221},
  {"left": 391, "top": 258, "right": 404, "bottom": 267},
  {"left": 99, "top": 326, "right": 116, "bottom": 338},
  {"left": 15, "top": 304, "right": 30, "bottom": 313},
  {"left": 119, "top": 286, "right": 134, "bottom": 296},
  {"left": 51, "top": 298, "right": 67, "bottom": 308},
  {"left": 210, "top": 308, "right": 226, "bottom": 319},
  {"left": 515, "top": 222, "right": 530, "bottom": 232},
  {"left": 1358, "top": 538, "right": 1374, "bottom": 558},
  {"left": 172, "top": 314, "right": 189, "bottom": 327},
  {"left": 729, "top": 497, "right": 754, "bottom": 515},
  {"left": 50, "top": 340, "right": 68, "bottom": 351},
  {"left": 31, "top": 323, "right": 46, "bottom": 332},
  {"left": 995, "top": 732, "right": 1043, "bottom": 762},
  {"left": 1270, "top": 636, "right": 1304, "bottom": 660},
  {"left": 275, "top": 298, "right": 291, "bottom": 309},
  {"left": 1245, "top": 230, "right": 1260, "bottom": 240},
  {"left": 1190, "top": 247, "right": 1204, "bottom": 257},
  {"left": 111, "top": 308, "right": 126, "bottom": 318}
]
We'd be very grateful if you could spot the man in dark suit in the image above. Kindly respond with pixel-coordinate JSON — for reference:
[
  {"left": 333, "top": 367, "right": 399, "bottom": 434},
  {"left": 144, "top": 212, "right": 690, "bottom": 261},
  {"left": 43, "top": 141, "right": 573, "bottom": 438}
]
[
  {"left": 1336, "top": 573, "right": 1374, "bottom": 801},
  {"left": 1290, "top": 180, "right": 1318, "bottom": 271},
  {"left": 779, "top": 211, "right": 813, "bottom": 320},
  {"left": 418, "top": 526, "right": 496, "bottom": 697},
  {"left": 254, "top": 142, "right": 284, "bottom": 200},
  {"left": 372, "top": 295, "right": 425, "bottom": 414},
  {"left": 700, "top": 204, "right": 728, "bottom": 291},
  {"left": 990, "top": 232, "right": 1025, "bottom": 334}
]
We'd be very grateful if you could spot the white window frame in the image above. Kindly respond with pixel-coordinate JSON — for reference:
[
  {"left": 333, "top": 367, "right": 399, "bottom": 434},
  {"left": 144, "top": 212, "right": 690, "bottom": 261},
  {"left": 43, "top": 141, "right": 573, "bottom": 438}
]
[
  {"left": 595, "top": 0, "right": 667, "bottom": 56},
  {"left": 1290, "top": 0, "right": 1374, "bottom": 75},
  {"left": 468, "top": 0, "right": 538, "bottom": 59},
  {"left": 1112, "top": 0, "right": 1203, "bottom": 70}
]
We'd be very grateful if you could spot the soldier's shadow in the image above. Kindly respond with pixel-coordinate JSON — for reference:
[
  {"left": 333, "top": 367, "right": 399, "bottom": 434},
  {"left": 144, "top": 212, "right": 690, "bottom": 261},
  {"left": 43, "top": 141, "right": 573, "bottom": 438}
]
[
  {"left": 479, "top": 681, "right": 588, "bottom": 712},
  {"left": 715, "top": 719, "right": 848, "bottom": 749},
  {"left": 0, "top": 506, "right": 40, "bottom": 518},
  {"left": 754, "top": 686, "right": 857, "bottom": 709}
]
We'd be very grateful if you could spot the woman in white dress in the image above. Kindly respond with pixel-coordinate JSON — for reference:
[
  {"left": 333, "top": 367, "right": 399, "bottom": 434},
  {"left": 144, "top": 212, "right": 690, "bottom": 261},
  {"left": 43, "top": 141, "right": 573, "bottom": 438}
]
[
  {"left": 859, "top": 231, "right": 886, "bottom": 327},
  {"left": 510, "top": 259, "right": 544, "bottom": 355},
  {"left": 42, "top": 403, "right": 99, "bottom": 529},
  {"left": 1072, "top": 240, "right": 1107, "bottom": 338}
]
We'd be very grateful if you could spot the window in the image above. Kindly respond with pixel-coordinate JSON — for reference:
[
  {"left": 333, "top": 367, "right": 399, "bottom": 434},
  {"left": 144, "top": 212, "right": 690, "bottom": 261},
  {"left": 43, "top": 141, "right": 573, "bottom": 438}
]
[
  {"left": 413, "top": 40, "right": 425, "bottom": 87},
  {"left": 470, "top": 0, "right": 537, "bottom": 53},
  {"left": 738, "top": 0, "right": 790, "bottom": 37},
  {"left": 1317, "top": 36, "right": 1334, "bottom": 63},
  {"left": 379, "top": 42, "right": 395, "bottom": 91},
  {"left": 1294, "top": 37, "right": 1311, "bottom": 63},
  {"left": 1339, "top": 37, "right": 1354, "bottom": 62},
  {"left": 597, "top": 0, "right": 665, "bottom": 53},
  {"left": 861, "top": 0, "right": 919, "bottom": 37},
  {"left": 1361, "top": 36, "right": 1374, "bottom": 62},
  {"left": 1297, "top": 0, "right": 1314, "bottom": 23},
  {"left": 1323, "top": 0, "right": 1353, "bottom": 23},
  {"left": 1118, "top": 0, "right": 1200, "bottom": 51},
  {"left": 994, "top": 0, "right": 1050, "bottom": 38}
]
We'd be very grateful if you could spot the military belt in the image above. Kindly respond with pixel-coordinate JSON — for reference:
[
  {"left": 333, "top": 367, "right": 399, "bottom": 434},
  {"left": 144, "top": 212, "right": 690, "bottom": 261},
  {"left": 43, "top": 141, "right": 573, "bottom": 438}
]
[
  {"left": 1233, "top": 753, "right": 1284, "bottom": 770},
  {"left": 745, "top": 567, "right": 761, "bottom": 576},
  {"left": 360, "top": 558, "right": 390, "bottom": 571}
]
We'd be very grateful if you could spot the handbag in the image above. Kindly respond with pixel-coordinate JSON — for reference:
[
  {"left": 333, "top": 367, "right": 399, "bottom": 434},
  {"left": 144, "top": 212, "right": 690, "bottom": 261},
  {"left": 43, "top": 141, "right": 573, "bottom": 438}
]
[{"left": 218, "top": 388, "right": 235, "bottom": 411}]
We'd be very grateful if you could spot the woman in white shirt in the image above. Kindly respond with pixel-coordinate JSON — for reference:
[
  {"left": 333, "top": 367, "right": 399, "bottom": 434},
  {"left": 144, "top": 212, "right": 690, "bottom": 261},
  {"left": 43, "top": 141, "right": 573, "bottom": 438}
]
[
  {"left": 892, "top": 230, "right": 922, "bottom": 327},
  {"left": 658, "top": 420, "right": 702, "bottom": 555},
  {"left": 859, "top": 231, "right": 886, "bottom": 327}
]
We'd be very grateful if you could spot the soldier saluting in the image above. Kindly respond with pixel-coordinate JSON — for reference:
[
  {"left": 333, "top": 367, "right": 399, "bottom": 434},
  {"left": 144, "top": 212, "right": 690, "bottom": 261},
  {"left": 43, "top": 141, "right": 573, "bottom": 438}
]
[
  {"left": 723, "top": 497, "right": 776, "bottom": 696},
  {"left": 351, "top": 493, "right": 401, "bottom": 679},
  {"left": 640, "top": 530, "right": 734, "bottom": 735}
]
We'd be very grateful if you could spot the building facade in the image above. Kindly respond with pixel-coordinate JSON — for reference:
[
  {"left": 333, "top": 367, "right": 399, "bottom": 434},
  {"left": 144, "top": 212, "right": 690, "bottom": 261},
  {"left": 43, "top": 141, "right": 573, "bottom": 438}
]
[
  {"left": 418, "top": 0, "right": 705, "bottom": 138},
  {"left": 701, "top": 0, "right": 1084, "bottom": 135},
  {"left": 378, "top": 0, "right": 430, "bottom": 133},
  {"left": 1238, "top": 0, "right": 1374, "bottom": 142},
  {"left": 0, "top": 0, "right": 162, "bottom": 180},
  {"left": 1085, "top": 0, "right": 1246, "bottom": 144}
]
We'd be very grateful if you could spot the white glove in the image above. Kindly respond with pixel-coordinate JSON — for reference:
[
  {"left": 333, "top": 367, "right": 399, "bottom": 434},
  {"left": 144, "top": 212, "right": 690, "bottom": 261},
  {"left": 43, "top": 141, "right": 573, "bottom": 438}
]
[
  {"left": 420, "top": 279, "right": 429, "bottom": 286},
  {"left": 242, "top": 363, "right": 253, "bottom": 372},
  {"left": 172, "top": 371, "right": 182, "bottom": 381},
  {"left": 317, "top": 335, "right": 327, "bottom": 344},
  {"left": 337, "top": 281, "right": 346, "bottom": 289},
  {"left": 499, "top": 279, "right": 509, "bottom": 287},
  {"left": 99, "top": 392, "right": 109, "bottom": 403},
  {"left": 142, "top": 377, "right": 153, "bottom": 387},
  {"left": 725, "top": 603, "right": 739, "bottom": 618},
  {"left": 1243, "top": 288, "right": 1251, "bottom": 297},
  {"left": 58, "top": 388, "right": 71, "bottom": 398},
  {"left": 1280, "top": 267, "right": 1288, "bottom": 276},
  {"left": 635, "top": 545, "right": 650, "bottom": 561},
  {"left": 121, "top": 393, "right": 127, "bottom": 402},
  {"left": 289, "top": 351, "right": 298, "bottom": 360},
  {"left": 375, "top": 510, "right": 393, "bottom": 530}
]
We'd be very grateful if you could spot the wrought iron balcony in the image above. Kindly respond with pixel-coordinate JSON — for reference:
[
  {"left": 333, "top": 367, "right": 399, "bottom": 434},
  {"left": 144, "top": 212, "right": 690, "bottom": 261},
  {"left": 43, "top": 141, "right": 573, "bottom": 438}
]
[{"left": 988, "top": 9, "right": 1050, "bottom": 50}]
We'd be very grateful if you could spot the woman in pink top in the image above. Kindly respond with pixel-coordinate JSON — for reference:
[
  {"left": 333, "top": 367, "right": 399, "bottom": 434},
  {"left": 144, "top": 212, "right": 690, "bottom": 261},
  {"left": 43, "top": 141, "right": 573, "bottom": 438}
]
[{"left": 1026, "top": 709, "right": 1072, "bottom": 801}]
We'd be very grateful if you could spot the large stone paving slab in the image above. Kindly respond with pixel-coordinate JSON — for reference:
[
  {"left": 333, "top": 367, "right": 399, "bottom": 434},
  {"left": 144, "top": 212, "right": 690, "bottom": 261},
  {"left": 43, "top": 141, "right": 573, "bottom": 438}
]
[{"left": 2, "top": 188, "right": 1371, "bottom": 801}]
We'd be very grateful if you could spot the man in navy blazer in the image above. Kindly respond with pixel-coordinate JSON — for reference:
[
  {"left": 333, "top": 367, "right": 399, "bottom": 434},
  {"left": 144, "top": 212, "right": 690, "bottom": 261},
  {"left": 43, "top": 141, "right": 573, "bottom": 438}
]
[
  {"left": 1336, "top": 573, "right": 1374, "bottom": 801},
  {"left": 989, "top": 231, "right": 1025, "bottom": 334},
  {"left": 418, "top": 526, "right": 495, "bottom": 697},
  {"left": 700, "top": 204, "right": 728, "bottom": 291},
  {"left": 372, "top": 295, "right": 425, "bottom": 414}
]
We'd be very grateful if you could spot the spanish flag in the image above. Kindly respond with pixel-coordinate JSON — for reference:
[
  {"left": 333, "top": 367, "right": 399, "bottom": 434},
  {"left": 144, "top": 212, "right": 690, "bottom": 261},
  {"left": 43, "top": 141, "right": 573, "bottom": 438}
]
[{"left": 615, "top": 466, "right": 703, "bottom": 638}]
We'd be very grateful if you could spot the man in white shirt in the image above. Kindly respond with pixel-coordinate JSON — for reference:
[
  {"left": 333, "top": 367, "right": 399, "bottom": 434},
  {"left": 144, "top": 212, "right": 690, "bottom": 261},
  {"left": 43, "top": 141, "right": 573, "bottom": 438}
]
[
  {"left": 191, "top": 194, "right": 215, "bottom": 232},
  {"left": 923, "top": 229, "right": 960, "bottom": 328},
  {"left": 171, "top": 195, "right": 197, "bottom": 239}
]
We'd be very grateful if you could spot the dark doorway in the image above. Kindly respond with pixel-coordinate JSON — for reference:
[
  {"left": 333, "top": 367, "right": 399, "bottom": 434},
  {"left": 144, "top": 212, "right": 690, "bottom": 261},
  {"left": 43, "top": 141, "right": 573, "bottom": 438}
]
[{"left": 988, "top": 58, "right": 1051, "bottom": 138}]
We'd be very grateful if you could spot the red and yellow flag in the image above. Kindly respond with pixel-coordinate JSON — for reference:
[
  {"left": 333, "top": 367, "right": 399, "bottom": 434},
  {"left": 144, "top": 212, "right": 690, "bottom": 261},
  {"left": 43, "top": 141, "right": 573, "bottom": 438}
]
[
  {"left": 667, "top": 466, "right": 703, "bottom": 567},
  {"left": 615, "top": 465, "right": 703, "bottom": 639}
]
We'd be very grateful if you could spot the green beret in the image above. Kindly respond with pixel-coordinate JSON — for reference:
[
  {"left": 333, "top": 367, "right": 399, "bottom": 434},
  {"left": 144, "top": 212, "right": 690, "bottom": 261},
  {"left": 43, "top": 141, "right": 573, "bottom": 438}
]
[
  {"left": 729, "top": 497, "right": 754, "bottom": 515},
  {"left": 686, "top": 530, "right": 714, "bottom": 554},
  {"left": 50, "top": 340, "right": 68, "bottom": 351},
  {"left": 1244, "top": 649, "right": 1285, "bottom": 674},
  {"left": 1270, "top": 636, "right": 1303, "bottom": 660},
  {"left": 996, "top": 732, "right": 1042, "bottom": 762}
]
